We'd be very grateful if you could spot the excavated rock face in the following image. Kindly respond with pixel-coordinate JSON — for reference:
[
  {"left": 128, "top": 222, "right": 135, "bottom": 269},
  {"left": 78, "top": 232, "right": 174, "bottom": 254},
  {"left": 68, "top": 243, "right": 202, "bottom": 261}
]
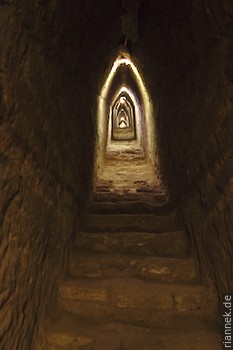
[
  {"left": 0, "top": 1, "right": 120, "bottom": 349},
  {"left": 136, "top": 0, "right": 233, "bottom": 300},
  {"left": 0, "top": 0, "right": 232, "bottom": 349}
]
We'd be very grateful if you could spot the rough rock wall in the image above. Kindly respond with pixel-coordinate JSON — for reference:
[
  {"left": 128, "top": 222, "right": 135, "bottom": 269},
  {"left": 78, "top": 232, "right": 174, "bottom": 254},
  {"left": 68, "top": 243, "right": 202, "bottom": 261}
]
[
  {"left": 0, "top": 1, "right": 120, "bottom": 349},
  {"left": 137, "top": 0, "right": 233, "bottom": 302}
]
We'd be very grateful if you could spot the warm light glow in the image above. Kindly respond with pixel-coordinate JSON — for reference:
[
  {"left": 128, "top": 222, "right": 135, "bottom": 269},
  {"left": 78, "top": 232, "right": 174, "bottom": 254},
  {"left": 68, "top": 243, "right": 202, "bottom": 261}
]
[
  {"left": 109, "top": 86, "right": 140, "bottom": 140},
  {"left": 95, "top": 55, "right": 157, "bottom": 186},
  {"left": 100, "top": 58, "right": 149, "bottom": 102},
  {"left": 113, "top": 86, "right": 138, "bottom": 111}
]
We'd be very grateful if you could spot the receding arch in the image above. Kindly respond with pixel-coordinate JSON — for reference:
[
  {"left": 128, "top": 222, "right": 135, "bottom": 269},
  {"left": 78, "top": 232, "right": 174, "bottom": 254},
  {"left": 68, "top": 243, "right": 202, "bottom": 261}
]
[
  {"left": 111, "top": 90, "right": 136, "bottom": 141},
  {"left": 94, "top": 55, "right": 159, "bottom": 191}
]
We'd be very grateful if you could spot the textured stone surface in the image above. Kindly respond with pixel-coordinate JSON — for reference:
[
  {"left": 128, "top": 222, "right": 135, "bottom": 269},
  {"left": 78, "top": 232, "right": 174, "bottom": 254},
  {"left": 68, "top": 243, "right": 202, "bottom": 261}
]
[
  {"left": 0, "top": 1, "right": 120, "bottom": 349},
  {"left": 37, "top": 193, "right": 220, "bottom": 349},
  {"left": 57, "top": 278, "right": 215, "bottom": 327},
  {"left": 136, "top": 0, "right": 233, "bottom": 301},
  {"left": 92, "top": 191, "right": 167, "bottom": 204},
  {"left": 0, "top": 0, "right": 232, "bottom": 348},
  {"left": 88, "top": 199, "right": 174, "bottom": 215},
  {"left": 38, "top": 314, "right": 221, "bottom": 350},
  {"left": 69, "top": 253, "right": 199, "bottom": 283},
  {"left": 75, "top": 231, "right": 190, "bottom": 258},
  {"left": 86, "top": 214, "right": 180, "bottom": 233}
]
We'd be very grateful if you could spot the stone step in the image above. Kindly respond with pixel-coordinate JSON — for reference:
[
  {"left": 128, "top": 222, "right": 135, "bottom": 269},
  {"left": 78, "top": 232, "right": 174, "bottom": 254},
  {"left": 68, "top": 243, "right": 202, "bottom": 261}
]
[
  {"left": 85, "top": 214, "right": 180, "bottom": 233},
  {"left": 38, "top": 314, "right": 221, "bottom": 350},
  {"left": 57, "top": 278, "right": 215, "bottom": 328},
  {"left": 69, "top": 252, "right": 199, "bottom": 284},
  {"left": 75, "top": 231, "right": 190, "bottom": 258},
  {"left": 88, "top": 200, "right": 174, "bottom": 215},
  {"left": 92, "top": 191, "right": 167, "bottom": 204}
]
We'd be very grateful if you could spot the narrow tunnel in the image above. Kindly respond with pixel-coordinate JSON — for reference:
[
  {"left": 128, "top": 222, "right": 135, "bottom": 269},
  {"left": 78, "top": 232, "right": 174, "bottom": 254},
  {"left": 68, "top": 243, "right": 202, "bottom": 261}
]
[
  {"left": 0, "top": 1, "right": 232, "bottom": 349},
  {"left": 95, "top": 54, "right": 160, "bottom": 193}
]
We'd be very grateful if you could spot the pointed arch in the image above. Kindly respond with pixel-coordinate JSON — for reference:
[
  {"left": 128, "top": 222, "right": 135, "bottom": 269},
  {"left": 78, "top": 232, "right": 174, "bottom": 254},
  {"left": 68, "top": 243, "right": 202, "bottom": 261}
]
[
  {"left": 111, "top": 90, "right": 136, "bottom": 140},
  {"left": 94, "top": 55, "right": 157, "bottom": 187}
]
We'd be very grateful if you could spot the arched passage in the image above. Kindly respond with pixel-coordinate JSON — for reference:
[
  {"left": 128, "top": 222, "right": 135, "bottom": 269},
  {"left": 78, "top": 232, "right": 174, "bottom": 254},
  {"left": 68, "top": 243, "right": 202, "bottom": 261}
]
[
  {"left": 1, "top": 2, "right": 232, "bottom": 348},
  {"left": 94, "top": 53, "right": 161, "bottom": 193},
  {"left": 111, "top": 90, "right": 136, "bottom": 140}
]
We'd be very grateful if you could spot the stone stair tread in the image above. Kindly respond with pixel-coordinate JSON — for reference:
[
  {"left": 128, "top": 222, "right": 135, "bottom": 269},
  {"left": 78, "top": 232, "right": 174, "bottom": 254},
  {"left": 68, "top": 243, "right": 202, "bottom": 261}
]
[
  {"left": 86, "top": 214, "right": 180, "bottom": 233},
  {"left": 92, "top": 192, "right": 167, "bottom": 204},
  {"left": 41, "top": 313, "right": 221, "bottom": 350},
  {"left": 75, "top": 231, "right": 190, "bottom": 258},
  {"left": 69, "top": 251, "right": 199, "bottom": 283},
  {"left": 37, "top": 194, "right": 220, "bottom": 350},
  {"left": 88, "top": 200, "right": 174, "bottom": 215},
  {"left": 58, "top": 276, "right": 213, "bottom": 301},
  {"left": 57, "top": 277, "right": 216, "bottom": 327}
]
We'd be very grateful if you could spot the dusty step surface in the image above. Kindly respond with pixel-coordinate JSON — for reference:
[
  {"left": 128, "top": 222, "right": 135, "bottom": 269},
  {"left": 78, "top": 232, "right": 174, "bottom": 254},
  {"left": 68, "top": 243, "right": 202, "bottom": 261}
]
[
  {"left": 86, "top": 214, "right": 180, "bottom": 233},
  {"left": 75, "top": 231, "right": 190, "bottom": 258},
  {"left": 69, "top": 252, "right": 199, "bottom": 284},
  {"left": 88, "top": 200, "right": 174, "bottom": 215},
  {"left": 38, "top": 314, "right": 221, "bottom": 350},
  {"left": 92, "top": 191, "right": 167, "bottom": 204},
  {"left": 57, "top": 278, "right": 216, "bottom": 328}
]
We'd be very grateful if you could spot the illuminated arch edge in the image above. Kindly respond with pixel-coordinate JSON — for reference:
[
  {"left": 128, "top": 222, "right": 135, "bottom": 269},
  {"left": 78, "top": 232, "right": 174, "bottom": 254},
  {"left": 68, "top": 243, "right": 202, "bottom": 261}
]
[
  {"left": 109, "top": 87, "right": 139, "bottom": 142},
  {"left": 95, "top": 57, "right": 156, "bottom": 182},
  {"left": 111, "top": 91, "right": 134, "bottom": 135}
]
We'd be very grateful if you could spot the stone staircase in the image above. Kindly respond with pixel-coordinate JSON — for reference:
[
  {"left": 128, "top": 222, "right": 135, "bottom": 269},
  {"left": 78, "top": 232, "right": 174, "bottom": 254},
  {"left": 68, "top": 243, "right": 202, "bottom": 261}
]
[{"left": 37, "top": 192, "right": 220, "bottom": 350}]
